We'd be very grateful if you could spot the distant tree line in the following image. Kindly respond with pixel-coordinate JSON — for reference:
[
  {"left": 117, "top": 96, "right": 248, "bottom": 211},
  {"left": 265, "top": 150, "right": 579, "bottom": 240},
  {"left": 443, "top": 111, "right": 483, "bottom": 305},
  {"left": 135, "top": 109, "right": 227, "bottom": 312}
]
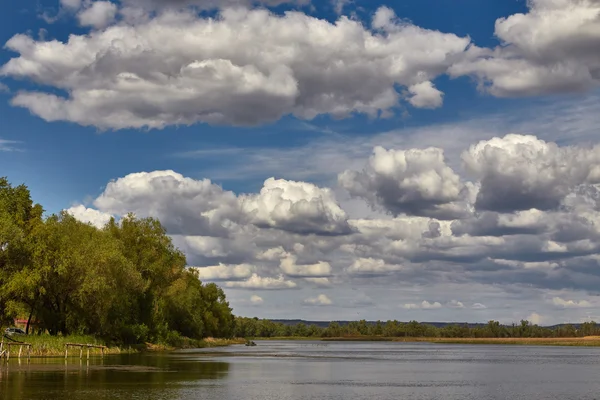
[
  {"left": 234, "top": 317, "right": 600, "bottom": 339},
  {"left": 0, "top": 177, "right": 234, "bottom": 345}
]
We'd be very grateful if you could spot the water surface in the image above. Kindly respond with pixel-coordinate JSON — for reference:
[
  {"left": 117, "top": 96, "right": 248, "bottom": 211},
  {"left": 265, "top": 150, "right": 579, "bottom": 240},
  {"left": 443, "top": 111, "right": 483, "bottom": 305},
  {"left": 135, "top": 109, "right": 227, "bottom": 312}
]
[{"left": 2, "top": 341, "right": 600, "bottom": 399}]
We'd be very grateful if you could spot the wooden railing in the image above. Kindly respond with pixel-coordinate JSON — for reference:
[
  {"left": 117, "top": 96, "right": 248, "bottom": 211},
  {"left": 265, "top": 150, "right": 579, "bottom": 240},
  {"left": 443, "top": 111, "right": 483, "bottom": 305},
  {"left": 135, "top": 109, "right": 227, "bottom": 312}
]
[
  {"left": 0, "top": 341, "right": 32, "bottom": 361},
  {"left": 65, "top": 343, "right": 107, "bottom": 360}
]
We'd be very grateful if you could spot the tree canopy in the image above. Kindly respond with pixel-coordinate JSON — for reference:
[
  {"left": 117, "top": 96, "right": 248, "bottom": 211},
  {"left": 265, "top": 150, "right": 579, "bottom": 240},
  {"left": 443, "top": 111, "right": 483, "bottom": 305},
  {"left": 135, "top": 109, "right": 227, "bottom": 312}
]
[{"left": 0, "top": 177, "right": 233, "bottom": 344}]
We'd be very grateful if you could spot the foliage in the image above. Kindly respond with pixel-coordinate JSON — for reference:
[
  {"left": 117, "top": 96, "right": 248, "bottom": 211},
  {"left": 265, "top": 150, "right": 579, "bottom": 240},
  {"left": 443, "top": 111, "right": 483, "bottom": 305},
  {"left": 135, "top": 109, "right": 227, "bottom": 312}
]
[
  {"left": 0, "top": 177, "right": 234, "bottom": 345},
  {"left": 234, "top": 317, "right": 600, "bottom": 339}
]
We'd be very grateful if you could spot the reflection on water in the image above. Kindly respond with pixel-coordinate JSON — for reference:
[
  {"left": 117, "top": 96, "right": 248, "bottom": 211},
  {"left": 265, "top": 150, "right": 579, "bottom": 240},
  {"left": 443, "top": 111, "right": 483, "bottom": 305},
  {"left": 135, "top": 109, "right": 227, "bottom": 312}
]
[
  {"left": 0, "top": 354, "right": 230, "bottom": 400},
  {"left": 2, "top": 341, "right": 600, "bottom": 400}
]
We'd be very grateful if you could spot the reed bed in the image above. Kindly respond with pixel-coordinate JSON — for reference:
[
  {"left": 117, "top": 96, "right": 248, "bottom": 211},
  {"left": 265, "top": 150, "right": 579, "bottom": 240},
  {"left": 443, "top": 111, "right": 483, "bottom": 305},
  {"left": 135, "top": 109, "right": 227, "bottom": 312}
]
[{"left": 2, "top": 335, "right": 130, "bottom": 357}]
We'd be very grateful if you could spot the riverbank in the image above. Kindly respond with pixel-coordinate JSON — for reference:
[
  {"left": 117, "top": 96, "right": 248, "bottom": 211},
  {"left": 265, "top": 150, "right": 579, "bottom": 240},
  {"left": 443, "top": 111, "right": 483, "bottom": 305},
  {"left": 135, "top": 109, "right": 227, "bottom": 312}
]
[
  {"left": 253, "top": 336, "right": 600, "bottom": 346},
  {"left": 1, "top": 335, "right": 247, "bottom": 357}
]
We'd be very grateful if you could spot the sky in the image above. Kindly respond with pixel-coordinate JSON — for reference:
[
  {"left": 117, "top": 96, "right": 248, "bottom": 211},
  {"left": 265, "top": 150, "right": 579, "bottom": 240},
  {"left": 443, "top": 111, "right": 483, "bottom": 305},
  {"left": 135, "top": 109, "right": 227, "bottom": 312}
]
[{"left": 2, "top": 0, "right": 600, "bottom": 325}]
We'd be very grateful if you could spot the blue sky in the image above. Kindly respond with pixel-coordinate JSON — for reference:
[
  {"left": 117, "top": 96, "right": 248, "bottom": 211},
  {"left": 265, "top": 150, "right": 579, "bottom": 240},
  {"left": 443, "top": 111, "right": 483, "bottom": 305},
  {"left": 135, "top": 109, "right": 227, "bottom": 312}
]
[
  {"left": 2, "top": 0, "right": 600, "bottom": 323},
  {"left": 0, "top": 0, "right": 531, "bottom": 212}
]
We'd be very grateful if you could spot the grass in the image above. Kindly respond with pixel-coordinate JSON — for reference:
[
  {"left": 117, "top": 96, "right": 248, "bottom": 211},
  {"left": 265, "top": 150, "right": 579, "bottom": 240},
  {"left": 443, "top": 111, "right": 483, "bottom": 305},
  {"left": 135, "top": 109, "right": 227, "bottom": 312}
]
[
  {"left": 1, "top": 335, "right": 247, "bottom": 357},
  {"left": 199, "top": 337, "right": 247, "bottom": 348},
  {"left": 2, "top": 334, "right": 130, "bottom": 357},
  {"left": 255, "top": 336, "right": 600, "bottom": 347}
]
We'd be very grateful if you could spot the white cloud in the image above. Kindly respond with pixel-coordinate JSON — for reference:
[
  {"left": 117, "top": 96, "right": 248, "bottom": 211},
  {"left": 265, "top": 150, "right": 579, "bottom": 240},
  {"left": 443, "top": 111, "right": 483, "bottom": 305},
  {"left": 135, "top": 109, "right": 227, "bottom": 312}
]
[
  {"left": 347, "top": 257, "right": 403, "bottom": 275},
  {"left": 120, "top": 0, "right": 308, "bottom": 12},
  {"left": 527, "top": 312, "right": 544, "bottom": 325},
  {"left": 403, "top": 301, "right": 442, "bottom": 310},
  {"left": 331, "top": 0, "right": 351, "bottom": 15},
  {"left": 472, "top": 303, "right": 487, "bottom": 309},
  {"left": 250, "top": 295, "right": 264, "bottom": 305},
  {"left": 280, "top": 255, "right": 332, "bottom": 278},
  {"left": 303, "top": 294, "right": 333, "bottom": 306},
  {"left": 304, "top": 277, "right": 332, "bottom": 287},
  {"left": 192, "top": 263, "right": 254, "bottom": 281},
  {"left": 339, "top": 146, "right": 466, "bottom": 219},
  {"left": 0, "top": 7, "right": 471, "bottom": 130},
  {"left": 449, "top": 0, "right": 600, "bottom": 97},
  {"left": 240, "top": 178, "right": 351, "bottom": 235},
  {"left": 371, "top": 6, "right": 397, "bottom": 31},
  {"left": 0, "top": 83, "right": 9, "bottom": 93},
  {"left": 225, "top": 274, "right": 297, "bottom": 290},
  {"left": 447, "top": 300, "right": 465, "bottom": 309},
  {"left": 92, "top": 170, "right": 239, "bottom": 236},
  {"left": 65, "top": 204, "right": 113, "bottom": 228},
  {"left": 77, "top": 1, "right": 118, "bottom": 28},
  {"left": 61, "top": 0, "right": 82, "bottom": 9},
  {"left": 551, "top": 296, "right": 592, "bottom": 309},
  {"left": 407, "top": 81, "right": 444, "bottom": 109},
  {"left": 0, "top": 139, "right": 20, "bottom": 152},
  {"left": 55, "top": 131, "right": 600, "bottom": 314},
  {"left": 462, "top": 134, "right": 600, "bottom": 212}
]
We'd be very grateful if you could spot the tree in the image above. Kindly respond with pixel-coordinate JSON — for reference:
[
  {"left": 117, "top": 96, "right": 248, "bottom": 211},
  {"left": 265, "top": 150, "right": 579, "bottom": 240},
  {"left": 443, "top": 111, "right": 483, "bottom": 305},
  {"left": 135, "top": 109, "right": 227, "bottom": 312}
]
[{"left": 1, "top": 177, "right": 236, "bottom": 344}]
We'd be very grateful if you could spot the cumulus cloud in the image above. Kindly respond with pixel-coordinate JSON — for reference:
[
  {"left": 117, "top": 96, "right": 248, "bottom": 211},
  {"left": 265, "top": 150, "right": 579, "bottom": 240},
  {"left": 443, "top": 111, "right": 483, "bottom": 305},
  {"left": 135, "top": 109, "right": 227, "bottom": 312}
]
[
  {"left": 527, "top": 312, "right": 544, "bottom": 325},
  {"left": 403, "top": 300, "right": 442, "bottom": 310},
  {"left": 447, "top": 300, "right": 465, "bottom": 309},
  {"left": 551, "top": 296, "right": 592, "bottom": 309},
  {"left": 62, "top": 133, "right": 600, "bottom": 304},
  {"left": 303, "top": 277, "right": 332, "bottom": 287},
  {"left": 406, "top": 81, "right": 444, "bottom": 109},
  {"left": 462, "top": 134, "right": 600, "bottom": 212},
  {"left": 347, "top": 257, "right": 403, "bottom": 275},
  {"left": 339, "top": 146, "right": 467, "bottom": 219},
  {"left": 250, "top": 294, "right": 264, "bottom": 305},
  {"left": 65, "top": 204, "right": 113, "bottom": 228},
  {"left": 280, "top": 255, "right": 332, "bottom": 278},
  {"left": 0, "top": 7, "right": 471, "bottom": 130},
  {"left": 472, "top": 303, "right": 487, "bottom": 309},
  {"left": 303, "top": 294, "right": 333, "bottom": 306},
  {"left": 449, "top": 0, "right": 600, "bottom": 97},
  {"left": 192, "top": 263, "right": 254, "bottom": 281},
  {"left": 77, "top": 1, "right": 118, "bottom": 28},
  {"left": 92, "top": 170, "right": 239, "bottom": 236},
  {"left": 240, "top": 178, "right": 351, "bottom": 235},
  {"left": 225, "top": 274, "right": 297, "bottom": 290}
]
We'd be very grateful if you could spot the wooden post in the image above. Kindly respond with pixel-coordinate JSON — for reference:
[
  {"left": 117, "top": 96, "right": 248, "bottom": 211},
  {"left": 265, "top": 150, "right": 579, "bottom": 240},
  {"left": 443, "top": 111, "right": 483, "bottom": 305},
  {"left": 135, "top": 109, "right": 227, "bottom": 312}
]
[
  {"left": 79, "top": 347, "right": 83, "bottom": 360},
  {"left": 101, "top": 347, "right": 104, "bottom": 358},
  {"left": 18, "top": 346, "right": 22, "bottom": 359},
  {"left": 87, "top": 347, "right": 90, "bottom": 360},
  {"left": 65, "top": 345, "right": 68, "bottom": 359},
  {"left": 28, "top": 345, "right": 31, "bottom": 362}
]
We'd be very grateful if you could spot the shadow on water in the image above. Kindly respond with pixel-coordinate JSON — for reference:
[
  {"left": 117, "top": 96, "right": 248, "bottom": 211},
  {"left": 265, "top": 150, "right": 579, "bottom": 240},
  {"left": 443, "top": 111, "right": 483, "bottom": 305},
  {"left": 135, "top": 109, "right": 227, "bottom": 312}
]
[{"left": 0, "top": 354, "right": 230, "bottom": 400}]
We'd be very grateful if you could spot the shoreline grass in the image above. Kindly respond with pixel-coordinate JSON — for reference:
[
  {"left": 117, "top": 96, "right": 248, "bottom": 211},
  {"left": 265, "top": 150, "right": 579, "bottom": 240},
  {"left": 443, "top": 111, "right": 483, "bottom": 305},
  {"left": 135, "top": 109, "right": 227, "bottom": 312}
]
[
  {"left": 2, "top": 335, "right": 130, "bottom": 357},
  {"left": 1, "top": 335, "right": 247, "bottom": 357},
  {"left": 254, "top": 336, "right": 600, "bottom": 347}
]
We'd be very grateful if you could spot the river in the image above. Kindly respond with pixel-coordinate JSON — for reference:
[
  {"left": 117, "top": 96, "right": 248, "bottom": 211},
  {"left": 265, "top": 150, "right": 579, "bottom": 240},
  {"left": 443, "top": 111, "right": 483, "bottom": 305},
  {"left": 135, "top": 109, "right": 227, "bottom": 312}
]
[{"left": 2, "top": 340, "right": 600, "bottom": 399}]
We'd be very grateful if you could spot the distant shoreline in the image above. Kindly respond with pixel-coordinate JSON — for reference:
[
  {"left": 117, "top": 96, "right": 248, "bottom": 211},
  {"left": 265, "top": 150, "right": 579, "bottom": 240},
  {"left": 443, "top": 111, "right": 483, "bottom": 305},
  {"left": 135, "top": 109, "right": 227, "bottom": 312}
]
[{"left": 251, "top": 336, "right": 600, "bottom": 347}]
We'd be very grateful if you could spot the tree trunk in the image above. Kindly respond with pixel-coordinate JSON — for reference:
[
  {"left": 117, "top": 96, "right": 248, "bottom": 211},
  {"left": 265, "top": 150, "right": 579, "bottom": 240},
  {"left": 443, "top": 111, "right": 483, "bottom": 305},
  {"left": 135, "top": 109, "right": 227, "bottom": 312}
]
[{"left": 25, "top": 308, "right": 33, "bottom": 334}]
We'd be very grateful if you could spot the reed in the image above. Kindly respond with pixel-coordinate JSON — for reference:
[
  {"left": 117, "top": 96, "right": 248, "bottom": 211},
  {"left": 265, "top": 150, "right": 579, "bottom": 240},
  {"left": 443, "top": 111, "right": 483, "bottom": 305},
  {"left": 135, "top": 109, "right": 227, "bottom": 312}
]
[
  {"left": 2, "top": 334, "right": 130, "bottom": 357},
  {"left": 198, "top": 337, "right": 246, "bottom": 348}
]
